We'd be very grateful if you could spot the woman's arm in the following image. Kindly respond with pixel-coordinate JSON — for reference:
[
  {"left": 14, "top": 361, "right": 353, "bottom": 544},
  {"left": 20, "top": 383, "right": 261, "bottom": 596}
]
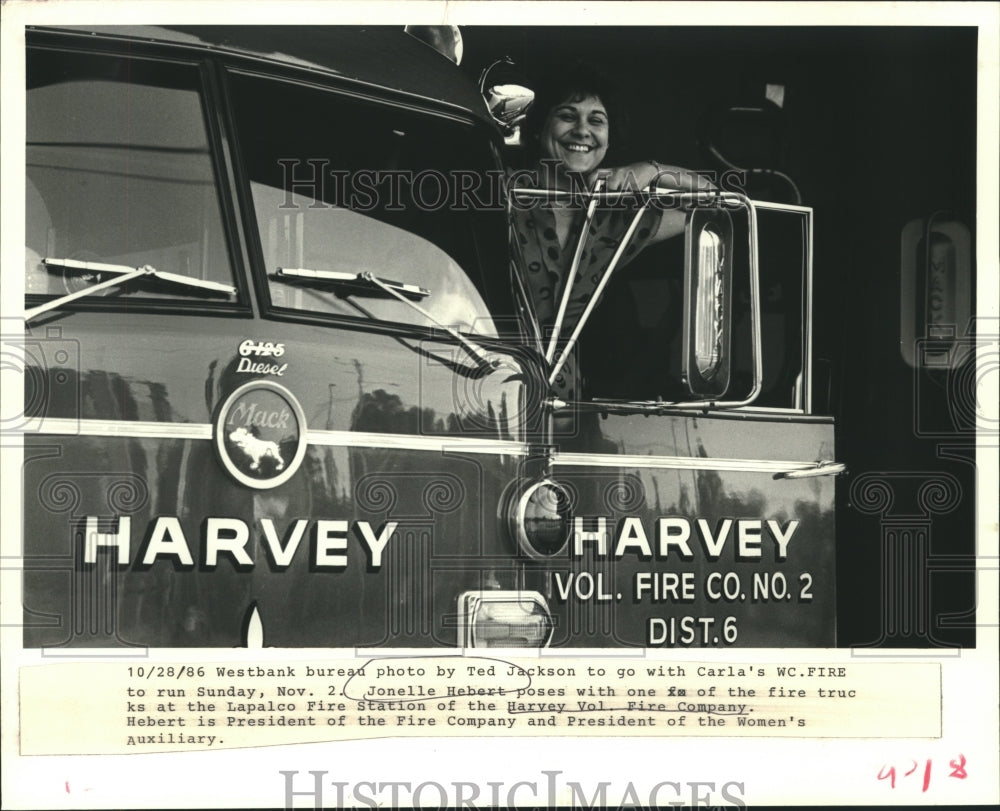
[{"left": 600, "top": 161, "right": 716, "bottom": 244}]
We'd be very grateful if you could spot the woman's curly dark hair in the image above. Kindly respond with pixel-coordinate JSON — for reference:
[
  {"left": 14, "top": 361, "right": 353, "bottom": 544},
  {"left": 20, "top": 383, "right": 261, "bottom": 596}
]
[{"left": 520, "top": 61, "right": 629, "bottom": 166}]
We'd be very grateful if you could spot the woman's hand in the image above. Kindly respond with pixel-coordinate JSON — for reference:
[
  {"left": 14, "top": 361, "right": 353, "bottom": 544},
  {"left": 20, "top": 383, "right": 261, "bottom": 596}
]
[
  {"left": 595, "top": 162, "right": 716, "bottom": 244},
  {"left": 598, "top": 162, "right": 715, "bottom": 193},
  {"left": 594, "top": 164, "right": 656, "bottom": 192}
]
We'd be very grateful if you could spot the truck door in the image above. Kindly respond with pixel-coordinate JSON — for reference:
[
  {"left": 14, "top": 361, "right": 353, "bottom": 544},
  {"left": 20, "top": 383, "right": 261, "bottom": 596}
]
[{"left": 514, "top": 195, "right": 840, "bottom": 646}]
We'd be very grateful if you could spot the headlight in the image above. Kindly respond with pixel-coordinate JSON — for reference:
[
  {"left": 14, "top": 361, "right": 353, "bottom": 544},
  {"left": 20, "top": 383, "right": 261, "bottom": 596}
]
[
  {"left": 506, "top": 477, "right": 572, "bottom": 558},
  {"left": 459, "top": 591, "right": 553, "bottom": 648}
]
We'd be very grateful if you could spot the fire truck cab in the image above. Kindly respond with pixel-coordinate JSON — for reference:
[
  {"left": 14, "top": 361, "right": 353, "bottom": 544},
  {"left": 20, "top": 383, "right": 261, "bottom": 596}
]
[{"left": 21, "top": 24, "right": 974, "bottom": 649}]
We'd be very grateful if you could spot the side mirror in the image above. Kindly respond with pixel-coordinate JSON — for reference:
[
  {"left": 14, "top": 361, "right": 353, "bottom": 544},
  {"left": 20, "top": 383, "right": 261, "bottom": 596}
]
[
  {"left": 479, "top": 57, "right": 535, "bottom": 139},
  {"left": 682, "top": 207, "right": 735, "bottom": 398},
  {"left": 485, "top": 84, "right": 536, "bottom": 131}
]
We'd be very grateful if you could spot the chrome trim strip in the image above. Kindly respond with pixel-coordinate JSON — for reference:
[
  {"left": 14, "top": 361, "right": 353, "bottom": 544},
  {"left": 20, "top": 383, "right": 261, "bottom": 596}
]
[
  {"left": 553, "top": 451, "right": 820, "bottom": 474},
  {"left": 575, "top": 400, "right": 808, "bottom": 416},
  {"left": 26, "top": 419, "right": 212, "bottom": 440},
  {"left": 305, "top": 429, "right": 529, "bottom": 456},
  {"left": 26, "top": 419, "right": 529, "bottom": 456},
  {"left": 27, "top": 420, "right": 823, "bottom": 473}
]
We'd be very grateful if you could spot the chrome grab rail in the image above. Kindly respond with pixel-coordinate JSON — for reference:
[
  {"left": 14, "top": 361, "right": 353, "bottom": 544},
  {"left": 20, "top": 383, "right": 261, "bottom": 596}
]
[
  {"left": 509, "top": 186, "right": 763, "bottom": 411},
  {"left": 545, "top": 177, "right": 605, "bottom": 364}
]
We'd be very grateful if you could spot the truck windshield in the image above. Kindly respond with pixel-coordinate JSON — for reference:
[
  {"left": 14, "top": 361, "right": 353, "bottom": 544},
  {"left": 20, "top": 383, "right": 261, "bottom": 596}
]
[
  {"left": 25, "top": 48, "right": 237, "bottom": 303},
  {"left": 228, "top": 71, "right": 511, "bottom": 337}
]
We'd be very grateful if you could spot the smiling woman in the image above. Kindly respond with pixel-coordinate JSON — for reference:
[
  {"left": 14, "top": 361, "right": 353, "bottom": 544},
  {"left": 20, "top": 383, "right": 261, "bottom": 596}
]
[
  {"left": 511, "top": 63, "right": 712, "bottom": 400},
  {"left": 541, "top": 95, "right": 610, "bottom": 179}
]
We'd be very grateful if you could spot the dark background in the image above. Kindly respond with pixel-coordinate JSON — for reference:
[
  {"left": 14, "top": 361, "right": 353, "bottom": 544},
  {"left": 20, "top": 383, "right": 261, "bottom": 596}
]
[{"left": 461, "top": 26, "right": 980, "bottom": 647}]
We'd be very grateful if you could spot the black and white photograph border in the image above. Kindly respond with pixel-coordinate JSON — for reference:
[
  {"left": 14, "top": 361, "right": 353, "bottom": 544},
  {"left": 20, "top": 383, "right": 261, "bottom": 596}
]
[{"left": 1, "top": 1, "right": 997, "bottom": 809}]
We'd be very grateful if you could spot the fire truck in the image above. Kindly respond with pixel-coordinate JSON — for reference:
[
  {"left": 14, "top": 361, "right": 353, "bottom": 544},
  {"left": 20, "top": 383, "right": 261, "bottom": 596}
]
[{"left": 20, "top": 25, "right": 978, "bottom": 649}]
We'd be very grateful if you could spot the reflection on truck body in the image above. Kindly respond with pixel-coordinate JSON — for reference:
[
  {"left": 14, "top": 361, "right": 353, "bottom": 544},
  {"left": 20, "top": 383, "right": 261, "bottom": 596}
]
[{"left": 21, "top": 25, "right": 976, "bottom": 649}]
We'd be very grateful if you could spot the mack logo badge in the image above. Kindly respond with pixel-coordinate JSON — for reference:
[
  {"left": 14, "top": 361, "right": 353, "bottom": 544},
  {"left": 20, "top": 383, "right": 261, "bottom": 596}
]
[{"left": 214, "top": 381, "right": 307, "bottom": 489}]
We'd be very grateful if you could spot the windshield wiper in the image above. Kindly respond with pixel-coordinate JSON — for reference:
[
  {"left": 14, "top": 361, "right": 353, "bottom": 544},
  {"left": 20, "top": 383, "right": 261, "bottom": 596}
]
[
  {"left": 25, "top": 258, "right": 236, "bottom": 323},
  {"left": 274, "top": 267, "right": 430, "bottom": 300},
  {"left": 273, "top": 266, "right": 499, "bottom": 372}
]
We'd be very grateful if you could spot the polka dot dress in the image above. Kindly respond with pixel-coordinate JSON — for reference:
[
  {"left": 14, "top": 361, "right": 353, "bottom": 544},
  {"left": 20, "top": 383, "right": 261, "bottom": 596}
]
[{"left": 514, "top": 200, "right": 661, "bottom": 401}]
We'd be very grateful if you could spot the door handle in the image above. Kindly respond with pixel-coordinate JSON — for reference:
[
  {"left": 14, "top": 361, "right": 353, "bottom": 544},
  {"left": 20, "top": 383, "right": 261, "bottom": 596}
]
[{"left": 773, "top": 460, "right": 847, "bottom": 480}]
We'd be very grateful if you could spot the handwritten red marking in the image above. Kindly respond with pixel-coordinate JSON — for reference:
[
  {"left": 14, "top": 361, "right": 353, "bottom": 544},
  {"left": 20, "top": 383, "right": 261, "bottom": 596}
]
[{"left": 878, "top": 755, "right": 969, "bottom": 791}]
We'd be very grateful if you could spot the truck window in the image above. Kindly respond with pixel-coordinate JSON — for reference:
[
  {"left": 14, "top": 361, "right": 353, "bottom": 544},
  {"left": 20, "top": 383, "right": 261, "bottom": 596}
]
[
  {"left": 579, "top": 206, "right": 806, "bottom": 409},
  {"left": 25, "top": 48, "right": 237, "bottom": 302},
  {"left": 227, "top": 71, "right": 510, "bottom": 336}
]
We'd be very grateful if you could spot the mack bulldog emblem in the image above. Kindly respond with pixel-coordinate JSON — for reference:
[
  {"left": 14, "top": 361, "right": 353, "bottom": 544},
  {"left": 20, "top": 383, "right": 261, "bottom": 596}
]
[
  {"left": 214, "top": 381, "right": 306, "bottom": 489},
  {"left": 228, "top": 427, "right": 285, "bottom": 472}
]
